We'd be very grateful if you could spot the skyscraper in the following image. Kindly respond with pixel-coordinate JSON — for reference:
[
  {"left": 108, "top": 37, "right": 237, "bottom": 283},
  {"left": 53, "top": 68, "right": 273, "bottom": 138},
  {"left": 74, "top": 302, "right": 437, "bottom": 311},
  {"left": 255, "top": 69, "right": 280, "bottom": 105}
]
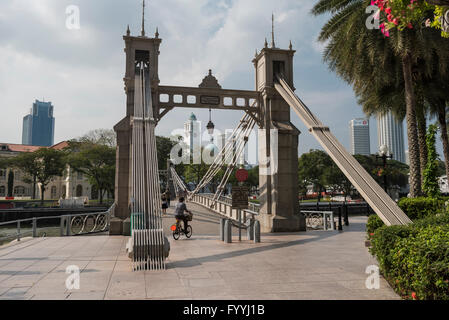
[
  {"left": 184, "top": 113, "right": 200, "bottom": 163},
  {"left": 377, "top": 111, "right": 406, "bottom": 163},
  {"left": 350, "top": 118, "right": 370, "bottom": 155},
  {"left": 22, "top": 100, "right": 55, "bottom": 147}
]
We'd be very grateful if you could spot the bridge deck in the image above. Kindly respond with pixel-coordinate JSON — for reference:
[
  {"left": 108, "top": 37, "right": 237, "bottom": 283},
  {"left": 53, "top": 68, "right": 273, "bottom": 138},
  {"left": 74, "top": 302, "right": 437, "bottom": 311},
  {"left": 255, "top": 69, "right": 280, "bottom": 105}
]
[{"left": 0, "top": 203, "right": 398, "bottom": 300}]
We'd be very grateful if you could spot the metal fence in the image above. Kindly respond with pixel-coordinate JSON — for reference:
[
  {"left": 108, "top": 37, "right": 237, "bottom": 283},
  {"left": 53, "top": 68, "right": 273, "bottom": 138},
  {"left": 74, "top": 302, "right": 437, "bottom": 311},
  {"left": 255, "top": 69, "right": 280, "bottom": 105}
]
[{"left": 0, "top": 204, "right": 115, "bottom": 245}]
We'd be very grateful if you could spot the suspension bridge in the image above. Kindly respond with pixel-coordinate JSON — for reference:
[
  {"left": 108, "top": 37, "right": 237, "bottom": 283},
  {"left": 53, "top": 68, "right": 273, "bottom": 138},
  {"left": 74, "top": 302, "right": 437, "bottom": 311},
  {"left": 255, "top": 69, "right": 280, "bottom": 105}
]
[{"left": 110, "top": 3, "right": 412, "bottom": 271}]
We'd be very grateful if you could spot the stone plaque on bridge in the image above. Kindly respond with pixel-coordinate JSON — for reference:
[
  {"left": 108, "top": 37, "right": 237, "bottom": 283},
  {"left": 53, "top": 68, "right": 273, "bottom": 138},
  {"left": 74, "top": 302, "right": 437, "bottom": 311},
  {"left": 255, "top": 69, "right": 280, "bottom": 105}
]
[
  {"left": 200, "top": 95, "right": 220, "bottom": 105},
  {"left": 232, "top": 186, "right": 249, "bottom": 209}
]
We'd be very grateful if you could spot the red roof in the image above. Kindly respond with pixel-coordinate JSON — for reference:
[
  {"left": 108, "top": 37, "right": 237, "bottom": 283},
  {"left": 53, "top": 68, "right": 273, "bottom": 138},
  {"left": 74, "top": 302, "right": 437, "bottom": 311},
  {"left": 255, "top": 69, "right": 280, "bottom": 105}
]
[{"left": 0, "top": 141, "right": 68, "bottom": 153}]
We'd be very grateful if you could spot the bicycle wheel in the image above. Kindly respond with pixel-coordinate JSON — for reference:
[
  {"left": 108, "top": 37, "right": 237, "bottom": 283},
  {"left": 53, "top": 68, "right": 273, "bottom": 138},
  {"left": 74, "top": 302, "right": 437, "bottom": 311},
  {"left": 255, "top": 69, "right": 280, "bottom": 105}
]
[
  {"left": 185, "top": 225, "right": 193, "bottom": 239},
  {"left": 173, "top": 229, "right": 180, "bottom": 240}
]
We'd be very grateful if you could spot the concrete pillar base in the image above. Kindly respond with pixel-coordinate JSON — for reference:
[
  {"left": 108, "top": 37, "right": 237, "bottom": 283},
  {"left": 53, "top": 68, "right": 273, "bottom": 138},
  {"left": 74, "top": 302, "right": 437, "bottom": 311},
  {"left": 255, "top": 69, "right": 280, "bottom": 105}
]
[
  {"left": 257, "top": 214, "right": 306, "bottom": 233},
  {"left": 123, "top": 218, "right": 131, "bottom": 236},
  {"left": 109, "top": 217, "right": 124, "bottom": 235}
]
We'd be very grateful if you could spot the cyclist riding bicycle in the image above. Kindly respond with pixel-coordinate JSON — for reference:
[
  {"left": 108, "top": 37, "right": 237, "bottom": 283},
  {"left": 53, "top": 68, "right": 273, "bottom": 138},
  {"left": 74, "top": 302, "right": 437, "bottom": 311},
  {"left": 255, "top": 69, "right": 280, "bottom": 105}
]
[{"left": 174, "top": 197, "right": 192, "bottom": 233}]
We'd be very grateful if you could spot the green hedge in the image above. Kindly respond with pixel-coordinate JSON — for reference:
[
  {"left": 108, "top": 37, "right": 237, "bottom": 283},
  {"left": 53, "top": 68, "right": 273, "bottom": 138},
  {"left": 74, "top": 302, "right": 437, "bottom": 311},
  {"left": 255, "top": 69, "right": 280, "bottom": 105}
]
[
  {"left": 366, "top": 215, "right": 385, "bottom": 235},
  {"left": 398, "top": 197, "right": 445, "bottom": 220},
  {"left": 366, "top": 197, "right": 447, "bottom": 236},
  {"left": 369, "top": 213, "right": 449, "bottom": 300}
]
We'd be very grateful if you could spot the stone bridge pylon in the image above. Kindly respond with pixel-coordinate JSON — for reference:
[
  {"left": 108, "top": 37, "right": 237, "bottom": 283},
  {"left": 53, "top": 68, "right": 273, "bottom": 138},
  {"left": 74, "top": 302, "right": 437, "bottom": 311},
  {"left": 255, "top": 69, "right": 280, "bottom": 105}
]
[{"left": 110, "top": 7, "right": 306, "bottom": 235}]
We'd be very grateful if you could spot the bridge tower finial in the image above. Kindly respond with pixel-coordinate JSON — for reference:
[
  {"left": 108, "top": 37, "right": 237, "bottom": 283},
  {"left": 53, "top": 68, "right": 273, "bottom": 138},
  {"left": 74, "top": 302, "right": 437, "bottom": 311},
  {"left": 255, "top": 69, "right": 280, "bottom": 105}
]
[
  {"left": 141, "top": 0, "right": 146, "bottom": 37},
  {"left": 271, "top": 13, "right": 276, "bottom": 48}
]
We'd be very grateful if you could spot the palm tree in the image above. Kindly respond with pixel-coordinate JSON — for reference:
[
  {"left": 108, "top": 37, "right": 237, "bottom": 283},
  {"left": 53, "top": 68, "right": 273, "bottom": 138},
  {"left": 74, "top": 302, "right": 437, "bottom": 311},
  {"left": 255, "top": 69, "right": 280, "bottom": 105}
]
[{"left": 312, "top": 0, "right": 449, "bottom": 197}]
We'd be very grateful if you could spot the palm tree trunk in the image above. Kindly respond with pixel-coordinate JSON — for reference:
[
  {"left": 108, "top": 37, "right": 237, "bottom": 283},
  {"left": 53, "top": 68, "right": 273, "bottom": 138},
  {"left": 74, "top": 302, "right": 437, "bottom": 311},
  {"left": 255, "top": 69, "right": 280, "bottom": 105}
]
[
  {"left": 438, "top": 103, "right": 449, "bottom": 179},
  {"left": 402, "top": 53, "right": 421, "bottom": 197},
  {"left": 416, "top": 103, "right": 428, "bottom": 183}
]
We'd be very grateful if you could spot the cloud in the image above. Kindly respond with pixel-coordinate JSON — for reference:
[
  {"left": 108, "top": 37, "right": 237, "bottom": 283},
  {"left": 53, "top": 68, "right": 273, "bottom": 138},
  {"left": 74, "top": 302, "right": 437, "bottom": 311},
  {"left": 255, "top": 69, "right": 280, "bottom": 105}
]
[{"left": 0, "top": 0, "right": 413, "bottom": 158}]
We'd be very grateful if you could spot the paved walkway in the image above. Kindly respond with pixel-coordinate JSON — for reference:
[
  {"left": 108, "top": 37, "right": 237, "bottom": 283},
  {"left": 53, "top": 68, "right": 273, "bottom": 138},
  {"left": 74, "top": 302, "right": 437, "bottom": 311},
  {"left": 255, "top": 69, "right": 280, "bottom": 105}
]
[{"left": 0, "top": 203, "right": 399, "bottom": 300}]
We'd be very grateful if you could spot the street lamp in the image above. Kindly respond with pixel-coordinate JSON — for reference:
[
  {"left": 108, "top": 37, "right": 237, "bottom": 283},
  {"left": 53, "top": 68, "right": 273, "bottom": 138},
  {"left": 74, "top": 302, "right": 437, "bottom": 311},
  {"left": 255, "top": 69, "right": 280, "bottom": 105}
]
[
  {"left": 376, "top": 145, "right": 393, "bottom": 193},
  {"left": 206, "top": 107, "right": 215, "bottom": 135}
]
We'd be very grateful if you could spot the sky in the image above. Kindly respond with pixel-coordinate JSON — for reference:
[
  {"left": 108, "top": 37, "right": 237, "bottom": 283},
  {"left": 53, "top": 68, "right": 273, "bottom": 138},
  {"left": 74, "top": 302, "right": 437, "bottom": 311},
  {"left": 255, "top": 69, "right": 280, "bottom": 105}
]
[{"left": 0, "top": 0, "right": 441, "bottom": 157}]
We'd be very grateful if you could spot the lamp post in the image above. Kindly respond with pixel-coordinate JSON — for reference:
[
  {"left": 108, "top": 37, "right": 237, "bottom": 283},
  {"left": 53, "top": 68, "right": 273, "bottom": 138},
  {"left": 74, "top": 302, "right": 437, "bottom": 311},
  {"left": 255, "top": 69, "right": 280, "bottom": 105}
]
[
  {"left": 376, "top": 145, "right": 393, "bottom": 193},
  {"left": 206, "top": 107, "right": 215, "bottom": 135}
]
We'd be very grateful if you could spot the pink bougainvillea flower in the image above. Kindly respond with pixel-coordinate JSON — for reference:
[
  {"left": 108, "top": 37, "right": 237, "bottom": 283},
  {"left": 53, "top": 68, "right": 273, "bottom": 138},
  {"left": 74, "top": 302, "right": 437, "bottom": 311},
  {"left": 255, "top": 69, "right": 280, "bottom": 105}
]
[
  {"left": 393, "top": 18, "right": 399, "bottom": 25},
  {"left": 411, "top": 292, "right": 417, "bottom": 300},
  {"left": 385, "top": 7, "right": 392, "bottom": 14},
  {"left": 407, "top": 23, "right": 413, "bottom": 29}
]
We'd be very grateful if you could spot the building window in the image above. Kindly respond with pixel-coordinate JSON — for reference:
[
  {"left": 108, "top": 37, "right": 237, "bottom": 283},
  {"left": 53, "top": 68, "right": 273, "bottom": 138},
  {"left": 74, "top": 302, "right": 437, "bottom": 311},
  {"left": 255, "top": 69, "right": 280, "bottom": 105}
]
[
  {"left": 76, "top": 185, "right": 83, "bottom": 197},
  {"left": 77, "top": 172, "right": 83, "bottom": 180},
  {"left": 0, "top": 170, "right": 5, "bottom": 180},
  {"left": 51, "top": 186, "right": 57, "bottom": 199},
  {"left": 14, "top": 186, "right": 26, "bottom": 196},
  {"left": 0, "top": 186, "right": 5, "bottom": 196}
]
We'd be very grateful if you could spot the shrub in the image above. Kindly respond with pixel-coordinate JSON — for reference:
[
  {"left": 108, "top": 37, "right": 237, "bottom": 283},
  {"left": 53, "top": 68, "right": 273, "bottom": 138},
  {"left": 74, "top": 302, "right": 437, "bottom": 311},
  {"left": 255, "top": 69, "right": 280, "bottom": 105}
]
[
  {"left": 389, "top": 225, "right": 449, "bottom": 300},
  {"left": 370, "top": 215, "right": 449, "bottom": 300},
  {"left": 370, "top": 225, "right": 417, "bottom": 275},
  {"left": 398, "top": 197, "right": 445, "bottom": 220},
  {"left": 366, "top": 215, "right": 385, "bottom": 235}
]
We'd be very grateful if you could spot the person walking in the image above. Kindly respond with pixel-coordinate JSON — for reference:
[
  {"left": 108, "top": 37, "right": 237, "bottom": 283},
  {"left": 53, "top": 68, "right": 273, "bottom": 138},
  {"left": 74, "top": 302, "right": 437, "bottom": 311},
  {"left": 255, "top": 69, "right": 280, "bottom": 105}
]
[
  {"left": 161, "top": 194, "right": 168, "bottom": 215},
  {"left": 165, "top": 189, "right": 171, "bottom": 207}
]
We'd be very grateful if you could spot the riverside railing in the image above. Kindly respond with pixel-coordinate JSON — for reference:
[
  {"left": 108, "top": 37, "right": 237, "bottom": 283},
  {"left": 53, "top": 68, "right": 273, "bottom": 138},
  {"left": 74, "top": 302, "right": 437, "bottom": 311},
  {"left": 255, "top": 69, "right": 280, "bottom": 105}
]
[{"left": 0, "top": 204, "right": 115, "bottom": 245}]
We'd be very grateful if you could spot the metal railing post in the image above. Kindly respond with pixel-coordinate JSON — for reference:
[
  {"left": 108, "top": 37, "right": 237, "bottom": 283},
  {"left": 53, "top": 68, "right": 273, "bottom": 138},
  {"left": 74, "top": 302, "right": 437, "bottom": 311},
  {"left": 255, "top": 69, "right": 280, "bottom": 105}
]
[
  {"left": 32, "top": 218, "right": 37, "bottom": 238},
  {"left": 17, "top": 220, "right": 21, "bottom": 241}
]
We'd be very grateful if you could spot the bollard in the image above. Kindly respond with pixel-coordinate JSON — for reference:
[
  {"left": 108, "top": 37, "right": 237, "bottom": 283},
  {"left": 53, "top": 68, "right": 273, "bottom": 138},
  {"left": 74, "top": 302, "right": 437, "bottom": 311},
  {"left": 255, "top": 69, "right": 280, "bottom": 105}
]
[
  {"left": 17, "top": 221, "right": 21, "bottom": 242},
  {"left": 238, "top": 210, "right": 242, "bottom": 242},
  {"left": 60, "top": 216, "right": 66, "bottom": 236},
  {"left": 219, "top": 218, "right": 226, "bottom": 241},
  {"left": 66, "top": 215, "right": 72, "bottom": 236},
  {"left": 247, "top": 219, "right": 254, "bottom": 241},
  {"left": 344, "top": 203, "right": 349, "bottom": 226},
  {"left": 254, "top": 220, "right": 261, "bottom": 243},
  {"left": 32, "top": 218, "right": 37, "bottom": 238},
  {"left": 338, "top": 207, "right": 343, "bottom": 231},
  {"left": 224, "top": 219, "right": 232, "bottom": 243}
]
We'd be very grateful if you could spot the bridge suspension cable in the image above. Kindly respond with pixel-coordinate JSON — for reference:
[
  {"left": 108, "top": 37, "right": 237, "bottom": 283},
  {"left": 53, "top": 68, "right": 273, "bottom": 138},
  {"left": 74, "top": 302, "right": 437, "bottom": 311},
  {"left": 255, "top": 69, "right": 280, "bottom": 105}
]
[
  {"left": 274, "top": 73, "right": 412, "bottom": 226},
  {"left": 170, "top": 166, "right": 189, "bottom": 195},
  {"left": 188, "top": 111, "right": 256, "bottom": 205},
  {"left": 128, "top": 61, "right": 167, "bottom": 271}
]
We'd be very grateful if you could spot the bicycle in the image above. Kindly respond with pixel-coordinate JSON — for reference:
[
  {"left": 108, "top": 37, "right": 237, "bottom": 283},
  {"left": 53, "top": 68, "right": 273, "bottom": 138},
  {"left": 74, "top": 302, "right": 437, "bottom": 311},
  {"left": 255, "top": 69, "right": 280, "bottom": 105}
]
[{"left": 171, "top": 219, "right": 192, "bottom": 240}]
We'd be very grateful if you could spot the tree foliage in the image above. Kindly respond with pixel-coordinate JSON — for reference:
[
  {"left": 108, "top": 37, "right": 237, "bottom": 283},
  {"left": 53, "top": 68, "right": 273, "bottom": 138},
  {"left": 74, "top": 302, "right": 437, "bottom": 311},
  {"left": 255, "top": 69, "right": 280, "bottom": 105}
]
[
  {"left": 11, "top": 148, "right": 66, "bottom": 204},
  {"left": 67, "top": 142, "right": 116, "bottom": 204}
]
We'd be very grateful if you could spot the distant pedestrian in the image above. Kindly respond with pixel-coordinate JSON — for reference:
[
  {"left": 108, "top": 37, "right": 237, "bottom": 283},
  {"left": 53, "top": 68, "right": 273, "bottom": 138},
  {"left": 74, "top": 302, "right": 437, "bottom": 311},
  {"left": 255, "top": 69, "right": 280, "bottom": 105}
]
[
  {"left": 165, "top": 190, "right": 171, "bottom": 207},
  {"left": 162, "top": 194, "right": 168, "bottom": 214}
]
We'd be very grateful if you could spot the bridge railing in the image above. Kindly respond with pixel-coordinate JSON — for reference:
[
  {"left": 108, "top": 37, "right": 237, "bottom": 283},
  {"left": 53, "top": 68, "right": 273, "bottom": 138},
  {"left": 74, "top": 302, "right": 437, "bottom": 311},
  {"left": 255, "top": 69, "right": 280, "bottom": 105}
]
[
  {"left": 0, "top": 204, "right": 115, "bottom": 245},
  {"left": 190, "top": 193, "right": 259, "bottom": 226}
]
